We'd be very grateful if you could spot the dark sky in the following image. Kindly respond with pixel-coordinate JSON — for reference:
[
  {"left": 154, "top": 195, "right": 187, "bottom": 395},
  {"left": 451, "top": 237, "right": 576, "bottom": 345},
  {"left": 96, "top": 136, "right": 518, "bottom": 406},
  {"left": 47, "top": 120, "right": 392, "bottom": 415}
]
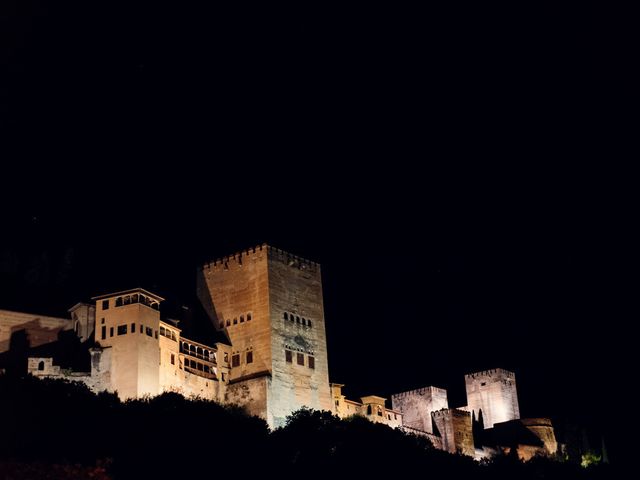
[{"left": 1, "top": 0, "right": 625, "bottom": 460}]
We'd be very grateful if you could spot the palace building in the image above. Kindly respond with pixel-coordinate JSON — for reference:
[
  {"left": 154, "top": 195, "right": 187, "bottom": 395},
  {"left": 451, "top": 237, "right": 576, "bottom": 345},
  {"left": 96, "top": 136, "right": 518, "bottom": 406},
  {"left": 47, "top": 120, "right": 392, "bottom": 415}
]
[{"left": 0, "top": 244, "right": 557, "bottom": 459}]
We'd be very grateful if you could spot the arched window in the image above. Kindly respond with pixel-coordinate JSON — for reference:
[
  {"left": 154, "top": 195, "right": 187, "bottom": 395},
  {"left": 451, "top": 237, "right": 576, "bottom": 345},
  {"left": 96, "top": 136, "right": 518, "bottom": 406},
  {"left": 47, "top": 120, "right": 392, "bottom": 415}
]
[
  {"left": 226, "top": 319, "right": 230, "bottom": 327},
  {"left": 247, "top": 313, "right": 252, "bottom": 321},
  {"left": 296, "top": 316, "right": 300, "bottom": 324},
  {"left": 302, "top": 318, "right": 306, "bottom": 326},
  {"left": 240, "top": 315, "right": 244, "bottom": 323},
  {"left": 38, "top": 360, "right": 45, "bottom": 371},
  {"left": 131, "top": 294, "right": 138, "bottom": 303},
  {"left": 367, "top": 405, "right": 372, "bottom": 415},
  {"left": 160, "top": 326, "right": 166, "bottom": 336},
  {"left": 283, "top": 312, "right": 288, "bottom": 320},
  {"left": 308, "top": 320, "right": 312, "bottom": 328}
]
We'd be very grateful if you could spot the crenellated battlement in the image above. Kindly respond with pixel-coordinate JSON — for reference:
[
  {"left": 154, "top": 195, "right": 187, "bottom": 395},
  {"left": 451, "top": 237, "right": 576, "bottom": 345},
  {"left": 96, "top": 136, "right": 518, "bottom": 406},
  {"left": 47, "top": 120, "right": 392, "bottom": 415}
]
[
  {"left": 392, "top": 385, "right": 447, "bottom": 399},
  {"left": 201, "top": 244, "right": 320, "bottom": 273},
  {"left": 465, "top": 368, "right": 515, "bottom": 380},
  {"left": 432, "top": 408, "right": 471, "bottom": 419}
]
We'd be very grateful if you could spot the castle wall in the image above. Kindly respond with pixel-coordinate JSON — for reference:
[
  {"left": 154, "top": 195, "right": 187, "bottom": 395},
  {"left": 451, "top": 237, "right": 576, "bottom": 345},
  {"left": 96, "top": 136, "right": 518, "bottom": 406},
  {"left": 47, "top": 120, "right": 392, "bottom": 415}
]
[
  {"left": 465, "top": 368, "right": 520, "bottom": 429},
  {"left": 267, "top": 247, "right": 332, "bottom": 428},
  {"left": 432, "top": 408, "right": 474, "bottom": 456},
  {"left": 391, "top": 386, "right": 448, "bottom": 433},
  {"left": 0, "top": 309, "right": 72, "bottom": 353},
  {"left": 197, "top": 246, "right": 271, "bottom": 383},
  {"left": 226, "top": 375, "right": 269, "bottom": 421},
  {"left": 519, "top": 418, "right": 558, "bottom": 457}
]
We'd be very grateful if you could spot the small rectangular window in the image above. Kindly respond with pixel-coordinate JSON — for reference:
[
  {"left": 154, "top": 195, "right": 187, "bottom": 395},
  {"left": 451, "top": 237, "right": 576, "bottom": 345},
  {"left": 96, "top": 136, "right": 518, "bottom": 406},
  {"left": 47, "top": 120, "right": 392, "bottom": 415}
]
[
  {"left": 222, "top": 372, "right": 226, "bottom": 381},
  {"left": 101, "top": 326, "right": 106, "bottom": 340},
  {"left": 285, "top": 350, "right": 292, "bottom": 363},
  {"left": 308, "top": 356, "right": 315, "bottom": 369},
  {"left": 140, "top": 324, "right": 144, "bottom": 333},
  {"left": 102, "top": 299, "right": 109, "bottom": 310},
  {"left": 131, "top": 323, "right": 135, "bottom": 333},
  {"left": 246, "top": 351, "right": 253, "bottom": 364},
  {"left": 101, "top": 318, "right": 105, "bottom": 324},
  {"left": 226, "top": 319, "right": 230, "bottom": 327},
  {"left": 233, "top": 318, "right": 238, "bottom": 325},
  {"left": 117, "top": 324, "right": 127, "bottom": 336},
  {"left": 297, "top": 353, "right": 304, "bottom": 366},
  {"left": 171, "top": 353, "right": 175, "bottom": 365},
  {"left": 240, "top": 315, "right": 244, "bottom": 323},
  {"left": 110, "top": 327, "right": 114, "bottom": 337},
  {"left": 155, "top": 330, "right": 158, "bottom": 339},
  {"left": 231, "top": 354, "right": 240, "bottom": 367},
  {"left": 146, "top": 327, "right": 153, "bottom": 337}
]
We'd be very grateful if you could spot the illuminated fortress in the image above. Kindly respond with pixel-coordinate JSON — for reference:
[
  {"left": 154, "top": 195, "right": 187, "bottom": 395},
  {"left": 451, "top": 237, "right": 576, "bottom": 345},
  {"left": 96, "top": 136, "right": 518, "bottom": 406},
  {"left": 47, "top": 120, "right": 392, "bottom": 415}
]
[{"left": 0, "top": 244, "right": 557, "bottom": 460}]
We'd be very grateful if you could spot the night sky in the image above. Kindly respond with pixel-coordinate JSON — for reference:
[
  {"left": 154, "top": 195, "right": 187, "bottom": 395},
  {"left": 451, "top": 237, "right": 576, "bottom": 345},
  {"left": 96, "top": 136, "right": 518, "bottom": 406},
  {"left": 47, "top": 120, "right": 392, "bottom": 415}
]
[{"left": 2, "top": 0, "right": 624, "bottom": 460}]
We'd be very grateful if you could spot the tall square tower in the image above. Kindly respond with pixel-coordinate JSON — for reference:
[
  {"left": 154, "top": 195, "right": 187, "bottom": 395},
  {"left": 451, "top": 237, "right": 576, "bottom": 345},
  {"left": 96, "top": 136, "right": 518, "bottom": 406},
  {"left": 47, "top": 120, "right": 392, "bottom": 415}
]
[
  {"left": 197, "top": 244, "right": 332, "bottom": 428},
  {"left": 465, "top": 368, "right": 520, "bottom": 429}
]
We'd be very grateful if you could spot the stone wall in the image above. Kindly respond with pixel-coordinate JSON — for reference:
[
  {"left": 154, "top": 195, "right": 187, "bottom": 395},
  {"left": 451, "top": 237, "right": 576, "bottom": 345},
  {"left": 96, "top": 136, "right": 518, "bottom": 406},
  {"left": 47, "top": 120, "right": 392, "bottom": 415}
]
[
  {"left": 267, "top": 246, "right": 332, "bottom": 428},
  {"left": 391, "top": 386, "right": 448, "bottom": 433},
  {"left": 0, "top": 309, "right": 72, "bottom": 353},
  {"left": 226, "top": 375, "right": 269, "bottom": 421},
  {"left": 432, "top": 408, "right": 474, "bottom": 456},
  {"left": 465, "top": 368, "right": 520, "bottom": 429}
]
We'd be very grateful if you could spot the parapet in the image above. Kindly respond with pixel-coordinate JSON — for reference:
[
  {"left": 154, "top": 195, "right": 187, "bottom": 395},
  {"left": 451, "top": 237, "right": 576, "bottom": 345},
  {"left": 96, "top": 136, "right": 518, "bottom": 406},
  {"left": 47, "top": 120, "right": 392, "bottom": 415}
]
[
  {"left": 432, "top": 408, "right": 471, "bottom": 420},
  {"left": 201, "top": 244, "right": 320, "bottom": 274},
  {"left": 391, "top": 385, "right": 447, "bottom": 399},
  {"left": 465, "top": 368, "right": 515, "bottom": 380}
]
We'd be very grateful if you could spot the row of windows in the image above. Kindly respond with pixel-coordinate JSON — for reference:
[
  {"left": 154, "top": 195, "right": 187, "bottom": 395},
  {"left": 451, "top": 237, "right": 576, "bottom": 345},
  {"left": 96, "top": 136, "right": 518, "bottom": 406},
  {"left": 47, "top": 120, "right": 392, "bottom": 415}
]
[
  {"left": 159, "top": 326, "right": 177, "bottom": 341},
  {"left": 183, "top": 358, "right": 214, "bottom": 375},
  {"left": 284, "top": 350, "right": 315, "bottom": 368},
  {"left": 180, "top": 342, "right": 215, "bottom": 362},
  {"left": 220, "top": 312, "right": 253, "bottom": 329},
  {"left": 283, "top": 312, "right": 312, "bottom": 328},
  {"left": 101, "top": 294, "right": 160, "bottom": 311},
  {"left": 100, "top": 323, "right": 157, "bottom": 340},
  {"left": 230, "top": 351, "right": 253, "bottom": 367}
]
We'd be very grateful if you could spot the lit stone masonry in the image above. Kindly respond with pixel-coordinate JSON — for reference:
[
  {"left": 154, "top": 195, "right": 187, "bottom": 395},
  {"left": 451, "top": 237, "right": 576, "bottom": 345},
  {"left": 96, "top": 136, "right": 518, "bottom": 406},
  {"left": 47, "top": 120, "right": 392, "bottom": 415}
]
[
  {"left": 391, "top": 386, "right": 448, "bottom": 434},
  {"left": 11, "top": 245, "right": 557, "bottom": 460},
  {"left": 198, "top": 244, "right": 332, "bottom": 428},
  {"left": 464, "top": 368, "right": 520, "bottom": 429}
]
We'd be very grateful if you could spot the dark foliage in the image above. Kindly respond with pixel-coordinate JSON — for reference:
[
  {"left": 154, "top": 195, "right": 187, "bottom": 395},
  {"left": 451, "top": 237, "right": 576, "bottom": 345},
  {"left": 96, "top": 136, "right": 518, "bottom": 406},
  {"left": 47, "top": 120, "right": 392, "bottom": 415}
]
[{"left": 0, "top": 375, "right": 616, "bottom": 479}]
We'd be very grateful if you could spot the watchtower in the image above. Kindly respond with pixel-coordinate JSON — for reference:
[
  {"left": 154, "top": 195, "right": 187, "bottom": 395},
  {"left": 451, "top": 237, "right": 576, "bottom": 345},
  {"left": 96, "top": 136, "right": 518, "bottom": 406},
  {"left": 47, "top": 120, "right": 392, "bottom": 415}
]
[{"left": 465, "top": 368, "right": 520, "bottom": 429}]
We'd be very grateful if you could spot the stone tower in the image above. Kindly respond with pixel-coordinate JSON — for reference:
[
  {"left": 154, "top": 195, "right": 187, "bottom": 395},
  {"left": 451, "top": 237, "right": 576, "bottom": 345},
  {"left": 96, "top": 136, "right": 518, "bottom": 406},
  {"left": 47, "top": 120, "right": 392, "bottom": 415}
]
[
  {"left": 391, "top": 386, "right": 448, "bottom": 434},
  {"left": 93, "top": 289, "right": 162, "bottom": 399},
  {"left": 197, "top": 244, "right": 332, "bottom": 428},
  {"left": 465, "top": 368, "right": 520, "bottom": 429},
  {"left": 432, "top": 408, "right": 474, "bottom": 456}
]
